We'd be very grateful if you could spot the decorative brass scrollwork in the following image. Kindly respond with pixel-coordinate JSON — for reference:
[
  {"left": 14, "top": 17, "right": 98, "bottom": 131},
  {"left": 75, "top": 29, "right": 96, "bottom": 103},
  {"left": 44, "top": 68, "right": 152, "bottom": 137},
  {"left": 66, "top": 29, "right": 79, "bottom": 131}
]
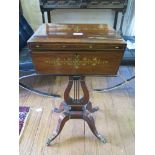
[{"left": 45, "top": 54, "right": 109, "bottom": 69}]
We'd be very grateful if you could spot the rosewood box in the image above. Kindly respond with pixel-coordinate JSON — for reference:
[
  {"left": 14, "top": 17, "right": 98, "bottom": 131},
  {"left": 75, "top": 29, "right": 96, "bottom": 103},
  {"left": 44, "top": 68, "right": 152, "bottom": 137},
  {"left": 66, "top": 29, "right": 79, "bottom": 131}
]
[{"left": 28, "top": 24, "right": 126, "bottom": 75}]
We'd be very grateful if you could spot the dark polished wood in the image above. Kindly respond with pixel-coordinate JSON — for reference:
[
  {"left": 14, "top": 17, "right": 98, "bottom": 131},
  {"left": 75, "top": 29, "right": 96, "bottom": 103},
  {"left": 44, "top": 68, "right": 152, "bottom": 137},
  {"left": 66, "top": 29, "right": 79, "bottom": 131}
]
[
  {"left": 46, "top": 76, "right": 106, "bottom": 146},
  {"left": 28, "top": 24, "right": 126, "bottom": 75},
  {"left": 28, "top": 23, "right": 126, "bottom": 145},
  {"left": 47, "top": 11, "right": 51, "bottom": 23},
  {"left": 41, "top": 11, "right": 45, "bottom": 23},
  {"left": 114, "top": 11, "right": 118, "bottom": 29}
]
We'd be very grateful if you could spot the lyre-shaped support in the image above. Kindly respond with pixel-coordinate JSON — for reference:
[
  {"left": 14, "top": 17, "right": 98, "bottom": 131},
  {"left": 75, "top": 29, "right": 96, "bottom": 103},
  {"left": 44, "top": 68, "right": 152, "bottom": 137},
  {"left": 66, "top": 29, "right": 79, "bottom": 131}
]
[
  {"left": 64, "top": 76, "right": 89, "bottom": 106},
  {"left": 47, "top": 76, "right": 106, "bottom": 146}
]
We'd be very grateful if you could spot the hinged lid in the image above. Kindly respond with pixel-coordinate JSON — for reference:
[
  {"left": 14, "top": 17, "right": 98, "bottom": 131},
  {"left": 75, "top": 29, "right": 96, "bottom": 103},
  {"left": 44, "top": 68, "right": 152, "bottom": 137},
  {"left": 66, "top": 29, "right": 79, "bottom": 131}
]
[{"left": 28, "top": 24, "right": 126, "bottom": 44}]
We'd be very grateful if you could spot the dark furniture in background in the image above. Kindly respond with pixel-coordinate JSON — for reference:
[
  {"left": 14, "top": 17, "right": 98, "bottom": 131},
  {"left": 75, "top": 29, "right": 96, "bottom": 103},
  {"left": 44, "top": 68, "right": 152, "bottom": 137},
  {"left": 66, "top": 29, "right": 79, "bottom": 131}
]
[
  {"left": 19, "top": 13, "right": 34, "bottom": 72},
  {"left": 39, "top": 0, "right": 128, "bottom": 34},
  {"left": 19, "top": 13, "right": 60, "bottom": 97},
  {"left": 121, "top": 35, "right": 135, "bottom": 65}
]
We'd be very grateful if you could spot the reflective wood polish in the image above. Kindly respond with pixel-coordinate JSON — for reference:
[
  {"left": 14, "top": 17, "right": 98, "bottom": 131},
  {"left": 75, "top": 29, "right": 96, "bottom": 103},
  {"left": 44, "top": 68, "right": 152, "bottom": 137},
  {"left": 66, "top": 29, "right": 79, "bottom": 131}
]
[{"left": 27, "top": 23, "right": 126, "bottom": 145}]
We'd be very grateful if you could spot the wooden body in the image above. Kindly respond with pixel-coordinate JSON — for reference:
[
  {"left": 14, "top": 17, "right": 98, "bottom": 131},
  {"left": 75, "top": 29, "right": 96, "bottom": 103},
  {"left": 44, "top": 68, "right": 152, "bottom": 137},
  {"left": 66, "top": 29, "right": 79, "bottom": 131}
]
[
  {"left": 27, "top": 23, "right": 127, "bottom": 145},
  {"left": 28, "top": 24, "right": 126, "bottom": 75}
]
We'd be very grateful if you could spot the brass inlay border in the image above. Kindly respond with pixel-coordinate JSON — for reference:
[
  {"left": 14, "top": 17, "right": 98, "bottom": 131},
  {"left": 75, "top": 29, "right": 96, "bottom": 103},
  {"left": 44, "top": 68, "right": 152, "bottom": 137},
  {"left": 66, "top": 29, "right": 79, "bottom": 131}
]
[{"left": 45, "top": 54, "right": 109, "bottom": 69}]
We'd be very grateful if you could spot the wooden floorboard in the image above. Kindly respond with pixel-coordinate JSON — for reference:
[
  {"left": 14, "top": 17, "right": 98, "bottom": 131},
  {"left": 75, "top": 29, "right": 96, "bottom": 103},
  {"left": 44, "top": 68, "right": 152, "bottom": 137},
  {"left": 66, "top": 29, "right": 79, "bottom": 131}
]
[{"left": 19, "top": 66, "right": 135, "bottom": 155}]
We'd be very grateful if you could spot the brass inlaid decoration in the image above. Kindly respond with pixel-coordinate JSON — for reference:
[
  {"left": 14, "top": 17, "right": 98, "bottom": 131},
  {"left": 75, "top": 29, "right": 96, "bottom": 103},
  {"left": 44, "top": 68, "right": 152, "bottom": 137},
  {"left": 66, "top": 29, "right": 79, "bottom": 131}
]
[
  {"left": 45, "top": 54, "right": 109, "bottom": 69},
  {"left": 74, "top": 26, "right": 80, "bottom": 32}
]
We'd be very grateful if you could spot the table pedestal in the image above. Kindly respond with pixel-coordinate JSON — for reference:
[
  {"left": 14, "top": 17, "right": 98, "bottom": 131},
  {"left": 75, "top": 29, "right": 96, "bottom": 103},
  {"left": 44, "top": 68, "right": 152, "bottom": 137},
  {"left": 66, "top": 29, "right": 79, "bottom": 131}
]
[{"left": 46, "top": 76, "right": 107, "bottom": 146}]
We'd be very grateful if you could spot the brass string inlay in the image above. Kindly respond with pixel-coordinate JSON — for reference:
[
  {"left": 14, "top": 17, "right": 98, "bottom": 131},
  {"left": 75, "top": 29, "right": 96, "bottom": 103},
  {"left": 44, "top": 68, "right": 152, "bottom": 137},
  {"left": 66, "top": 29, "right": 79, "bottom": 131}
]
[{"left": 45, "top": 54, "right": 109, "bottom": 69}]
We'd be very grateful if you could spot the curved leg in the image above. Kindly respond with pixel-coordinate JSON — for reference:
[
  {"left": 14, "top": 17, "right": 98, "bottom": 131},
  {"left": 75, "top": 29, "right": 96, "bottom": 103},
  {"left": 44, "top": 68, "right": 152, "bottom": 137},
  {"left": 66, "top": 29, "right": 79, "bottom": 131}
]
[
  {"left": 46, "top": 113, "right": 69, "bottom": 146},
  {"left": 83, "top": 111, "right": 107, "bottom": 143},
  {"left": 85, "top": 102, "right": 99, "bottom": 113},
  {"left": 46, "top": 76, "right": 107, "bottom": 145},
  {"left": 52, "top": 102, "right": 70, "bottom": 113},
  {"left": 52, "top": 103, "right": 64, "bottom": 113},
  {"left": 91, "top": 107, "right": 99, "bottom": 113}
]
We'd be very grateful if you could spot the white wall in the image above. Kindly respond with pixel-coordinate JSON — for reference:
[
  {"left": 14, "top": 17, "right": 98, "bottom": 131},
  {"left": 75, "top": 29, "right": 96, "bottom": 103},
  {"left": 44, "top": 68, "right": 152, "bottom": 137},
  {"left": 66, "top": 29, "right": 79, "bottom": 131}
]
[
  {"left": 21, "top": 0, "right": 135, "bottom": 36},
  {"left": 123, "top": 0, "right": 135, "bottom": 35}
]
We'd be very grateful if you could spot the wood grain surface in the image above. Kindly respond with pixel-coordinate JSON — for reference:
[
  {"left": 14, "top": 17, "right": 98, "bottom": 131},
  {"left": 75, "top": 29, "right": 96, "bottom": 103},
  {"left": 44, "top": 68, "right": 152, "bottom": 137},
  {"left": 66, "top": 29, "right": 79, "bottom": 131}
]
[{"left": 28, "top": 23, "right": 126, "bottom": 75}]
